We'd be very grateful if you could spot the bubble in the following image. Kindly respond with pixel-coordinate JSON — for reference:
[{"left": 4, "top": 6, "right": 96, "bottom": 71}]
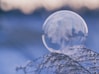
[{"left": 42, "top": 10, "right": 88, "bottom": 52}]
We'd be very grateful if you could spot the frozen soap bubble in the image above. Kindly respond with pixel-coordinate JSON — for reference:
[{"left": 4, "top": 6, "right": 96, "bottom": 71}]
[{"left": 42, "top": 10, "right": 88, "bottom": 54}]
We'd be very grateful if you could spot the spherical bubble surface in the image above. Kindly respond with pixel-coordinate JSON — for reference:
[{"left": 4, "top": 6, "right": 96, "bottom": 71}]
[{"left": 42, "top": 10, "right": 88, "bottom": 50}]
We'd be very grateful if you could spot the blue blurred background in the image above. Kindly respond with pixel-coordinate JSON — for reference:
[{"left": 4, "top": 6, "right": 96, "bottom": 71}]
[{"left": 0, "top": 0, "right": 99, "bottom": 74}]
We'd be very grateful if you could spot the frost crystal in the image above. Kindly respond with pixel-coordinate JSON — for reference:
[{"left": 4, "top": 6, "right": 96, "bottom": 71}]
[
  {"left": 16, "top": 53, "right": 91, "bottom": 74},
  {"left": 16, "top": 48, "right": 99, "bottom": 74}
]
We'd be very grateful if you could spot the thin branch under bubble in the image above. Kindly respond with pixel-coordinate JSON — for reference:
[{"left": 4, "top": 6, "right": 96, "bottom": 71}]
[{"left": 16, "top": 52, "right": 96, "bottom": 74}]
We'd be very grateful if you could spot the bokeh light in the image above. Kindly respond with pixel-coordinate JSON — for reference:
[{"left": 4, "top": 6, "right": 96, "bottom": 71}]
[{"left": 0, "top": 0, "right": 99, "bottom": 14}]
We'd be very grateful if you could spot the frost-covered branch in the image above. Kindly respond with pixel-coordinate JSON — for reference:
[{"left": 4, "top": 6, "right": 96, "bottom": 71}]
[{"left": 16, "top": 53, "right": 91, "bottom": 74}]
